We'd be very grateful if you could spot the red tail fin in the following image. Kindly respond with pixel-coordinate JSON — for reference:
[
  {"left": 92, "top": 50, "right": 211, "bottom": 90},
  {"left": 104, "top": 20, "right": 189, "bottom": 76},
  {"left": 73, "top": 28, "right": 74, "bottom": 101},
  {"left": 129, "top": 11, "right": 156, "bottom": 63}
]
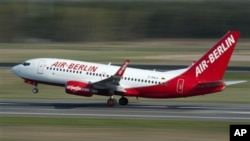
[{"left": 184, "top": 31, "right": 240, "bottom": 81}]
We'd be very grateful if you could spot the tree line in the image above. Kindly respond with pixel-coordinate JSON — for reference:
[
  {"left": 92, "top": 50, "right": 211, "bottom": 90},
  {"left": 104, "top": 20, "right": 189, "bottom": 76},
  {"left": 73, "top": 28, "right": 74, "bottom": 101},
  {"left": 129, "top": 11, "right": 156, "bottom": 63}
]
[{"left": 0, "top": 1, "right": 249, "bottom": 42}]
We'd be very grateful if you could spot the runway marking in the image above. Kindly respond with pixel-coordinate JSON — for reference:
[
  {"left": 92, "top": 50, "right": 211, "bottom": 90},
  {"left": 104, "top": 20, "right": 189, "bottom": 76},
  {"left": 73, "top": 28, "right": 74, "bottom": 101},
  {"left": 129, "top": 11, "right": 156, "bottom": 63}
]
[
  {"left": 1, "top": 112, "right": 249, "bottom": 121},
  {"left": 1, "top": 105, "right": 250, "bottom": 115},
  {"left": 2, "top": 106, "right": 250, "bottom": 116}
]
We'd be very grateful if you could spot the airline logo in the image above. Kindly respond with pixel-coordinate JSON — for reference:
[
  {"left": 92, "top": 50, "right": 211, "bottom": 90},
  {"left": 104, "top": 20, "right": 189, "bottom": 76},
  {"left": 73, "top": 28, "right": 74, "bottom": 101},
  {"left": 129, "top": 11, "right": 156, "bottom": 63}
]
[
  {"left": 196, "top": 34, "right": 235, "bottom": 77},
  {"left": 115, "top": 60, "right": 129, "bottom": 76},
  {"left": 118, "top": 61, "right": 129, "bottom": 75},
  {"left": 66, "top": 85, "right": 82, "bottom": 92},
  {"left": 66, "top": 85, "right": 90, "bottom": 92},
  {"left": 51, "top": 61, "right": 98, "bottom": 72}
]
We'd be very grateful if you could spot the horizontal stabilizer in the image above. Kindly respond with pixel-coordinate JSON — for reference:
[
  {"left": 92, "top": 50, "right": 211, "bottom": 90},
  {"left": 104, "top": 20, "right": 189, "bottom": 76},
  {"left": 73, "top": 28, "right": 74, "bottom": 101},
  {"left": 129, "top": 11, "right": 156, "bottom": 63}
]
[
  {"left": 225, "top": 80, "right": 247, "bottom": 86},
  {"left": 196, "top": 81, "right": 225, "bottom": 88}
]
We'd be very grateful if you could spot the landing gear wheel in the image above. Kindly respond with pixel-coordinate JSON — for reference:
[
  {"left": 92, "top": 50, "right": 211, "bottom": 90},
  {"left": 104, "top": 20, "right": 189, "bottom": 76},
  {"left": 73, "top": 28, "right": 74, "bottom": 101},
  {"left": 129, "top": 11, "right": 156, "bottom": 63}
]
[
  {"left": 32, "top": 87, "right": 39, "bottom": 94},
  {"left": 107, "top": 98, "right": 117, "bottom": 107},
  {"left": 119, "top": 97, "right": 128, "bottom": 106}
]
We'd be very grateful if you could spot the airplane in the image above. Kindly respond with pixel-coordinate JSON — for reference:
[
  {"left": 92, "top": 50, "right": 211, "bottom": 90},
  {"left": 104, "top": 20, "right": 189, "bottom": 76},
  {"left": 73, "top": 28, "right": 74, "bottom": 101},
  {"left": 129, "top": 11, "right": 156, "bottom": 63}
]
[{"left": 11, "top": 31, "right": 246, "bottom": 106}]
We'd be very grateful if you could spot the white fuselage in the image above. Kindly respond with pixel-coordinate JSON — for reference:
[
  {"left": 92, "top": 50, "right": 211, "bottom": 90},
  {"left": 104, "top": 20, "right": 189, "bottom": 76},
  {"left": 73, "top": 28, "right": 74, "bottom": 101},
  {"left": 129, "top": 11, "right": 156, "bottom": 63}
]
[{"left": 12, "top": 58, "right": 187, "bottom": 89}]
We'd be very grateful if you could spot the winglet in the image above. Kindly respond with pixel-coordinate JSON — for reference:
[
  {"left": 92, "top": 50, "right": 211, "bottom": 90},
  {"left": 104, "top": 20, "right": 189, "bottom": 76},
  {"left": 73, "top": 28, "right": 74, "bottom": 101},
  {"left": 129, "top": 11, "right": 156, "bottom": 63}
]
[{"left": 115, "top": 59, "right": 130, "bottom": 77}]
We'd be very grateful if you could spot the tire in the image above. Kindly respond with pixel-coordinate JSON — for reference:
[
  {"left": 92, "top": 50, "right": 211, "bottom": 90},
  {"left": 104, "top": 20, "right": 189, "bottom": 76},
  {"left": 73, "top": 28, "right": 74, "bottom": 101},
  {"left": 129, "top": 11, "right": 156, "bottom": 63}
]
[
  {"left": 32, "top": 88, "right": 39, "bottom": 94},
  {"left": 119, "top": 97, "right": 128, "bottom": 106},
  {"left": 107, "top": 98, "right": 117, "bottom": 107}
]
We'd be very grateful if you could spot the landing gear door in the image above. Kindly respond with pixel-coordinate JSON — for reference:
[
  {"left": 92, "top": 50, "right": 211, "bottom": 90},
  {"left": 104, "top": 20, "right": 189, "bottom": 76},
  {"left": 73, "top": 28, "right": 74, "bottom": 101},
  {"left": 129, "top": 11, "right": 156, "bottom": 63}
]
[{"left": 37, "top": 60, "right": 46, "bottom": 74}]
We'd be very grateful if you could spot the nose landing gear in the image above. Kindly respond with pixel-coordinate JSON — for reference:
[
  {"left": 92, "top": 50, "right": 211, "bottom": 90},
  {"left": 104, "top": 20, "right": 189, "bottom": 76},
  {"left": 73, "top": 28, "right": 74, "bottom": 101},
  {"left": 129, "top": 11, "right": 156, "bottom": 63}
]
[
  {"left": 32, "top": 87, "right": 39, "bottom": 94},
  {"left": 24, "top": 79, "right": 39, "bottom": 94}
]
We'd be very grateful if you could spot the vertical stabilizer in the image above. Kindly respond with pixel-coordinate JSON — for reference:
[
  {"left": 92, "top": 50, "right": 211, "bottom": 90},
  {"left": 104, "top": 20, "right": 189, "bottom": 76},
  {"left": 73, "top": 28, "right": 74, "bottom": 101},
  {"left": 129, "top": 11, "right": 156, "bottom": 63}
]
[{"left": 184, "top": 31, "right": 240, "bottom": 81}]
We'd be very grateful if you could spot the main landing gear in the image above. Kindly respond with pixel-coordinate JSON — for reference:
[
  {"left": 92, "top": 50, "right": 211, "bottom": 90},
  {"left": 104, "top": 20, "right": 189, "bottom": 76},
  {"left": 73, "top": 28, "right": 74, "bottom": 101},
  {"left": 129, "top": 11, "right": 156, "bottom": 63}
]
[
  {"left": 119, "top": 97, "right": 128, "bottom": 106},
  {"left": 107, "top": 96, "right": 129, "bottom": 107},
  {"left": 107, "top": 97, "right": 117, "bottom": 107}
]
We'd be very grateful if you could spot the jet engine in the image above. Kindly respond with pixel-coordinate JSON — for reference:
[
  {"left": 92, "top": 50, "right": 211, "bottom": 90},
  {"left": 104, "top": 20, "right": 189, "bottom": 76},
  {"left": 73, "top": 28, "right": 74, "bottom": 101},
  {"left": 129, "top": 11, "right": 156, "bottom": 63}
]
[{"left": 65, "top": 81, "right": 93, "bottom": 97}]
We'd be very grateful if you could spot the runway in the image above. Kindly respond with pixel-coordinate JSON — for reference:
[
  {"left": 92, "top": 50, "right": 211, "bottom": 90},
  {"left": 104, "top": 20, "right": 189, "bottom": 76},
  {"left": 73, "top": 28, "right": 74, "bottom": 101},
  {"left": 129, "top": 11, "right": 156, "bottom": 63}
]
[{"left": 1, "top": 100, "right": 249, "bottom": 122}]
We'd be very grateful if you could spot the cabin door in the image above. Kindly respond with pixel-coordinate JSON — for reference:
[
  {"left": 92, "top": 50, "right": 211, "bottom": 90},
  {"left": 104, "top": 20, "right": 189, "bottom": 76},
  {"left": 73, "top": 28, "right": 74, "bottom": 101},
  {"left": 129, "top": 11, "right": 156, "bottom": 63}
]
[{"left": 37, "top": 60, "right": 46, "bottom": 74}]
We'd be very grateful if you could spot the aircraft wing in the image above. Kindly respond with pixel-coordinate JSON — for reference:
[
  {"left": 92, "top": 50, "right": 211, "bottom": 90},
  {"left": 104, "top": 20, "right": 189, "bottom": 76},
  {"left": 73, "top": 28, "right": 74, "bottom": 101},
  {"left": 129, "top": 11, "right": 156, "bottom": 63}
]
[{"left": 91, "top": 60, "right": 130, "bottom": 93}]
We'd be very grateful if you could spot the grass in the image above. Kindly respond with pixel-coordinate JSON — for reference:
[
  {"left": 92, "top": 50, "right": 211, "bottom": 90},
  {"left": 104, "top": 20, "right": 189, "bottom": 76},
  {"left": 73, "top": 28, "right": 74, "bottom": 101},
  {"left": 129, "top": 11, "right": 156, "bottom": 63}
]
[
  {"left": 1, "top": 40, "right": 250, "bottom": 65},
  {"left": 0, "top": 116, "right": 230, "bottom": 130},
  {"left": 0, "top": 116, "right": 235, "bottom": 141}
]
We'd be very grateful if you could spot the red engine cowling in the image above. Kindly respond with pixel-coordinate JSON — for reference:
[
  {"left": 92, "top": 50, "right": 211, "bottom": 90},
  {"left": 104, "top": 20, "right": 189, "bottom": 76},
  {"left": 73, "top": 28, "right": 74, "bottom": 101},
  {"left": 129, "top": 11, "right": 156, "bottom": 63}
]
[{"left": 65, "top": 81, "right": 92, "bottom": 97}]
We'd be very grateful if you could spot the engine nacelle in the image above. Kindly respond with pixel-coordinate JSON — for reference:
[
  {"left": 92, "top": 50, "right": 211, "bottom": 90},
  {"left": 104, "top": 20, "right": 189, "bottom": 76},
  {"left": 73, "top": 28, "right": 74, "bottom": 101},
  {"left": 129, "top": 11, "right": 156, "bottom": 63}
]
[{"left": 65, "top": 81, "right": 92, "bottom": 97}]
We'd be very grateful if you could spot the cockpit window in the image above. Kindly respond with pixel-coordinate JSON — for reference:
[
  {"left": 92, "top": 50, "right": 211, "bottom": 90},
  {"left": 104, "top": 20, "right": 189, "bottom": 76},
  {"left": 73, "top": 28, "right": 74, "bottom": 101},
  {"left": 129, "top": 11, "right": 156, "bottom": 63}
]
[{"left": 22, "top": 62, "right": 30, "bottom": 66}]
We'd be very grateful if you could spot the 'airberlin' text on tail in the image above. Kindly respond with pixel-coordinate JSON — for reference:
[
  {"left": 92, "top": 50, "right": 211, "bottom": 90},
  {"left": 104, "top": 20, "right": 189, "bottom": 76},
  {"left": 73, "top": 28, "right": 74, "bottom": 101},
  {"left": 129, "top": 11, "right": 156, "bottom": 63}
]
[{"left": 195, "top": 34, "right": 236, "bottom": 78}]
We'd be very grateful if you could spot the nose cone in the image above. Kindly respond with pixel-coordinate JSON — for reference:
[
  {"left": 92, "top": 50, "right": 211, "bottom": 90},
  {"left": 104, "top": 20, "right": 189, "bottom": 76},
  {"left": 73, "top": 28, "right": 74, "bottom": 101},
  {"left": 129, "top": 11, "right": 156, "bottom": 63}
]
[{"left": 11, "top": 64, "right": 21, "bottom": 76}]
